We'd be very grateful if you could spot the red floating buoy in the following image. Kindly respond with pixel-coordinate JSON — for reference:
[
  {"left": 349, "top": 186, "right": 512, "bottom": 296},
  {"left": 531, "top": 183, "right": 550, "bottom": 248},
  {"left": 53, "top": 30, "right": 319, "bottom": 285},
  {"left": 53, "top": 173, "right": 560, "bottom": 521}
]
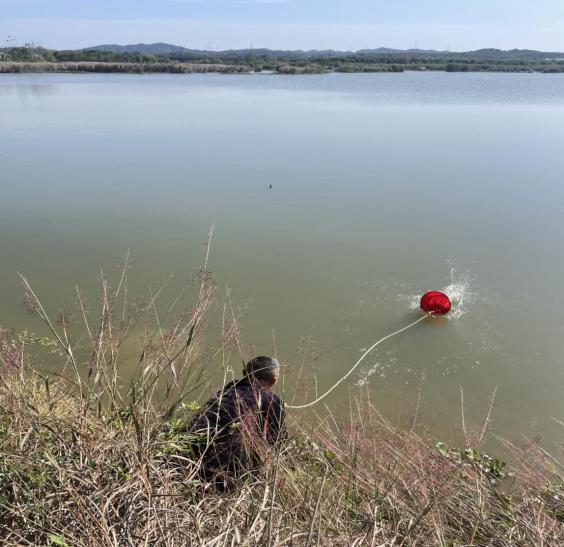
[{"left": 420, "top": 291, "right": 452, "bottom": 315}]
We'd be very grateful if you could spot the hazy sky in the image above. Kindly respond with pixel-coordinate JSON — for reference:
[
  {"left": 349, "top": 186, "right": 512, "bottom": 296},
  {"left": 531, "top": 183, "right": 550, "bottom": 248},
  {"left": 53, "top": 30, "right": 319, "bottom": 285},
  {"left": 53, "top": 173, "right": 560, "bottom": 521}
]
[{"left": 1, "top": 0, "right": 563, "bottom": 51}]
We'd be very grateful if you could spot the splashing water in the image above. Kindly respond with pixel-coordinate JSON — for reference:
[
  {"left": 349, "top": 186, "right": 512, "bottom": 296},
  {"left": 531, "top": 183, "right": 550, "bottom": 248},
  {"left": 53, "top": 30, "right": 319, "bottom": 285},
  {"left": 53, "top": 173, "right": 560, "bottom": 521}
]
[
  {"left": 408, "top": 267, "right": 474, "bottom": 320},
  {"left": 351, "top": 267, "right": 477, "bottom": 389},
  {"left": 440, "top": 267, "right": 473, "bottom": 319}
]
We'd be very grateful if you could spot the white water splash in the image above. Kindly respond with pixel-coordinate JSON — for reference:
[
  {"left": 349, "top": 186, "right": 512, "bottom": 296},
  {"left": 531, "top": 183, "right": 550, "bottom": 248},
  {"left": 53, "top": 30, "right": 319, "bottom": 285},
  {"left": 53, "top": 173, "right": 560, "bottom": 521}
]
[
  {"left": 440, "top": 267, "right": 473, "bottom": 319},
  {"left": 407, "top": 266, "right": 474, "bottom": 320},
  {"left": 356, "top": 349, "right": 400, "bottom": 387},
  {"left": 355, "top": 266, "right": 475, "bottom": 386}
]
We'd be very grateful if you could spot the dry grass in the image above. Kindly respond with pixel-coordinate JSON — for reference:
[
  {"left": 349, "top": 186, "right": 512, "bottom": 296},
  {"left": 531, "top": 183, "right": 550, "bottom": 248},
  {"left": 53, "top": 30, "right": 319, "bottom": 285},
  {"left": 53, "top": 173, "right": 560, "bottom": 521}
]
[
  {"left": 0, "top": 62, "right": 251, "bottom": 74},
  {"left": 0, "top": 247, "right": 562, "bottom": 546}
]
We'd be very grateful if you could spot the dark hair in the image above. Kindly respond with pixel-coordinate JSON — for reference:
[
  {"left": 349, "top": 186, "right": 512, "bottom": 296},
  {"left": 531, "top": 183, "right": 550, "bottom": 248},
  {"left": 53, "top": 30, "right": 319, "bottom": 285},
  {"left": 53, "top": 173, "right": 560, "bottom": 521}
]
[{"left": 244, "top": 356, "right": 279, "bottom": 383}]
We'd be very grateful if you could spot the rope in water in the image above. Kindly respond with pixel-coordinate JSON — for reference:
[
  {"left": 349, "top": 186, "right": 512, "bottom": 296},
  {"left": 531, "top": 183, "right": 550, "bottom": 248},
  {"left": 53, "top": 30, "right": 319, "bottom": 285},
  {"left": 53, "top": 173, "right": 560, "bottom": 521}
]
[{"left": 286, "top": 312, "right": 433, "bottom": 410}]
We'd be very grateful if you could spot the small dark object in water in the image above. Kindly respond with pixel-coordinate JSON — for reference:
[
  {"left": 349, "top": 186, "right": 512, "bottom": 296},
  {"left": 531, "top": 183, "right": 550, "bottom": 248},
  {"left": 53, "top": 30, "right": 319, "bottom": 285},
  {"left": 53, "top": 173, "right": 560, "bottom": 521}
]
[
  {"left": 268, "top": 184, "right": 272, "bottom": 189},
  {"left": 420, "top": 291, "right": 451, "bottom": 315}
]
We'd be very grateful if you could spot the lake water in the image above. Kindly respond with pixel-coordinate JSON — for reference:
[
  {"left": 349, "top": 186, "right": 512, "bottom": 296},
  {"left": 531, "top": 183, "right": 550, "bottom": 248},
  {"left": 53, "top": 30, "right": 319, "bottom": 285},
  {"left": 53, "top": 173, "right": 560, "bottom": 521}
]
[{"left": 1, "top": 72, "right": 564, "bottom": 451}]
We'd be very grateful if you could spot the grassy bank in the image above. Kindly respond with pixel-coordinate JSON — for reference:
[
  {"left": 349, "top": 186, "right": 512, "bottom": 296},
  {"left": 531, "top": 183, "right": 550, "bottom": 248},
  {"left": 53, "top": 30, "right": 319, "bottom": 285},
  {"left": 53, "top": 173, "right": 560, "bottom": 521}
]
[
  {"left": 0, "top": 256, "right": 562, "bottom": 545},
  {"left": 0, "top": 62, "right": 251, "bottom": 74},
  {"left": 2, "top": 60, "right": 564, "bottom": 75}
]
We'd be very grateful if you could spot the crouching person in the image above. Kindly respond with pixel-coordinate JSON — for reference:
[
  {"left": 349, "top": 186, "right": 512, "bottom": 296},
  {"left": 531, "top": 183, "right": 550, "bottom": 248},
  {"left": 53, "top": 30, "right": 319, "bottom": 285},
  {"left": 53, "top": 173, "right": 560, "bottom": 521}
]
[{"left": 187, "top": 356, "right": 287, "bottom": 491}]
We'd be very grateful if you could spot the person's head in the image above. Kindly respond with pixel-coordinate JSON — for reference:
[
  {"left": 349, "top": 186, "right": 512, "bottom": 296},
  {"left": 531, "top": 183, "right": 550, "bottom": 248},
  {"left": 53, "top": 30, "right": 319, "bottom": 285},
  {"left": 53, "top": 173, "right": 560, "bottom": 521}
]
[{"left": 244, "top": 356, "right": 280, "bottom": 388}]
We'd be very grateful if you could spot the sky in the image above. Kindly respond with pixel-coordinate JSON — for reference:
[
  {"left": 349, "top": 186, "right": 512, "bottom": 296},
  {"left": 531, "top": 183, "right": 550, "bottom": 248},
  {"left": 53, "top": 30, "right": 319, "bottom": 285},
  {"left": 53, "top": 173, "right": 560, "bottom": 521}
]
[{"left": 1, "top": 0, "right": 563, "bottom": 52}]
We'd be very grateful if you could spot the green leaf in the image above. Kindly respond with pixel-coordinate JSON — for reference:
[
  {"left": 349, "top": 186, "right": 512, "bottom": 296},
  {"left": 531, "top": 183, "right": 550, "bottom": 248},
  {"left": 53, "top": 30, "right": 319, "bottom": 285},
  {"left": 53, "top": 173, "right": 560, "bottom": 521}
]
[
  {"left": 181, "top": 401, "right": 202, "bottom": 412},
  {"left": 48, "top": 534, "right": 69, "bottom": 547},
  {"left": 324, "top": 449, "right": 337, "bottom": 462},
  {"left": 435, "top": 442, "right": 448, "bottom": 457}
]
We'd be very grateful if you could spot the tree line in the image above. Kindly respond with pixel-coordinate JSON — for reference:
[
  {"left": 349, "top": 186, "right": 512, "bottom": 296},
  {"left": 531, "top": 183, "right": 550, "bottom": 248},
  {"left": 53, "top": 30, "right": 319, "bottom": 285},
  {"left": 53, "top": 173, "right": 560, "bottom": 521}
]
[{"left": 1, "top": 46, "right": 563, "bottom": 73}]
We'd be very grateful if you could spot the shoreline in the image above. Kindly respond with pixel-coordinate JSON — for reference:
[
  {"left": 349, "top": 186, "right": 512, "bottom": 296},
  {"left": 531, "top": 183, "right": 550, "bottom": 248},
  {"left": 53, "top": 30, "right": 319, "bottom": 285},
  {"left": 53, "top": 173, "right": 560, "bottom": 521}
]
[{"left": 2, "top": 61, "right": 563, "bottom": 74}]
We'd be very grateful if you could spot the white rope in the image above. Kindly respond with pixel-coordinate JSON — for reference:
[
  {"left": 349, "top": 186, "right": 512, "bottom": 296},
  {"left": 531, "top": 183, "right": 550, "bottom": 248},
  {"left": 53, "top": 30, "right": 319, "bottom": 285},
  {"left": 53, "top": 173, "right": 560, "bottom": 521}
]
[{"left": 286, "top": 313, "right": 433, "bottom": 410}]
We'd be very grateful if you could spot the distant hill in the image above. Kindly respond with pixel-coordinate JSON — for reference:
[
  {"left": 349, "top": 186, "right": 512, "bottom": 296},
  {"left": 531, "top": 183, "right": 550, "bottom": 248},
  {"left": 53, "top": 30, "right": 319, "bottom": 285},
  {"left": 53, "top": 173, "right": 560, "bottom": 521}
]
[
  {"left": 358, "top": 47, "right": 434, "bottom": 54},
  {"left": 83, "top": 44, "right": 351, "bottom": 60},
  {"left": 85, "top": 43, "right": 191, "bottom": 55},
  {"left": 83, "top": 43, "right": 564, "bottom": 61}
]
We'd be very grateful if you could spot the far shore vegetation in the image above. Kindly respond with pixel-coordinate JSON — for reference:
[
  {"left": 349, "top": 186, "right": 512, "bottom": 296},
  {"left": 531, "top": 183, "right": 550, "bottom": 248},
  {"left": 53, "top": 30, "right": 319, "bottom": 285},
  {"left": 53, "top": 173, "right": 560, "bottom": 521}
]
[
  {"left": 1, "top": 45, "right": 564, "bottom": 74},
  {"left": 0, "top": 244, "right": 562, "bottom": 545}
]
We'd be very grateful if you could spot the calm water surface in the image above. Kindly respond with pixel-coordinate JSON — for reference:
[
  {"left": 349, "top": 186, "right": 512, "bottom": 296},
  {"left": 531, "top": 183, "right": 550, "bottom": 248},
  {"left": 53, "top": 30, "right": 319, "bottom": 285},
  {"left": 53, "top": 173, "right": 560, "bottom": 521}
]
[{"left": 1, "top": 72, "right": 564, "bottom": 450}]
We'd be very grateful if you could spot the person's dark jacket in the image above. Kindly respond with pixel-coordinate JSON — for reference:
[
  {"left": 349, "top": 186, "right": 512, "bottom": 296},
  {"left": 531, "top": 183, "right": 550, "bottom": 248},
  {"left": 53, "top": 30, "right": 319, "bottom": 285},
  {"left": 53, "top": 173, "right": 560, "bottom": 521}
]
[{"left": 187, "top": 377, "right": 287, "bottom": 484}]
